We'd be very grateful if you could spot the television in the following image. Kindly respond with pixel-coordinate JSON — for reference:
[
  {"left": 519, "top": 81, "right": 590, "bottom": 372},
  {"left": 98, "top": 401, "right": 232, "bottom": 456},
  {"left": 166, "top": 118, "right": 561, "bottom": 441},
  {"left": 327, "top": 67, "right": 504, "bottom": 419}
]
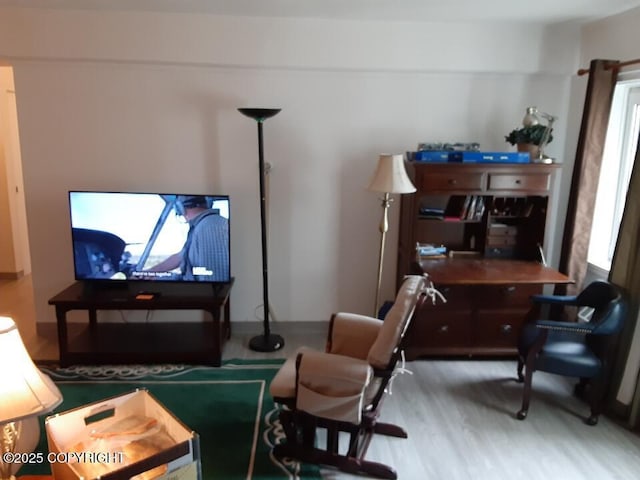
[{"left": 68, "top": 191, "right": 230, "bottom": 284}]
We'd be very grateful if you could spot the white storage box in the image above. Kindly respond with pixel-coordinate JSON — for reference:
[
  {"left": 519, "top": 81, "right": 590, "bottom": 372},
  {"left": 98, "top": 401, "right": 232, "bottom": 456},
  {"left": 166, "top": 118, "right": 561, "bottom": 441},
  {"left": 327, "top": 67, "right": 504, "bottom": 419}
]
[{"left": 45, "top": 389, "right": 201, "bottom": 480}]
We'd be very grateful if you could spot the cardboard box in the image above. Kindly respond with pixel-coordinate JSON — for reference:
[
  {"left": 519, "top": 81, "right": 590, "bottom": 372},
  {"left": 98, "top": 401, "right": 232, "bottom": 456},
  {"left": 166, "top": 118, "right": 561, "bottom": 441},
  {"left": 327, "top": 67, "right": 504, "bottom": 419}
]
[{"left": 45, "top": 389, "right": 201, "bottom": 480}]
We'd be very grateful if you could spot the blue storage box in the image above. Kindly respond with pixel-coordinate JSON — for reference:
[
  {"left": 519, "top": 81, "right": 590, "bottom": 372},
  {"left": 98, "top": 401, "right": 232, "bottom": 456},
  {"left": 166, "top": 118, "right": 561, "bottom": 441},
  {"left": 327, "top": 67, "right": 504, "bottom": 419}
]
[
  {"left": 414, "top": 150, "right": 451, "bottom": 162},
  {"left": 448, "top": 151, "right": 530, "bottom": 163}
]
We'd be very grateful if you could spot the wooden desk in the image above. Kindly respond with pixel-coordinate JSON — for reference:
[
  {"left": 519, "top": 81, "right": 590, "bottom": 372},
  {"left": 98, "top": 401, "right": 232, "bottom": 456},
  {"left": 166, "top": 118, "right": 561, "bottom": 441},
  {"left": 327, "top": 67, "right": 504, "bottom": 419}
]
[
  {"left": 406, "top": 259, "right": 571, "bottom": 358},
  {"left": 417, "top": 258, "right": 571, "bottom": 285},
  {"left": 48, "top": 280, "right": 233, "bottom": 367}
]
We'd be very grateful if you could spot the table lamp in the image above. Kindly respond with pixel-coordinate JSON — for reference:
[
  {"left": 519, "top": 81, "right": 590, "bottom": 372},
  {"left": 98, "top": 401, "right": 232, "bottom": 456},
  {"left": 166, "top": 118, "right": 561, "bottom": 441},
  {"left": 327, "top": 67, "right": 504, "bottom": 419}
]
[
  {"left": 367, "top": 154, "right": 416, "bottom": 317},
  {"left": 0, "top": 316, "right": 63, "bottom": 480}
]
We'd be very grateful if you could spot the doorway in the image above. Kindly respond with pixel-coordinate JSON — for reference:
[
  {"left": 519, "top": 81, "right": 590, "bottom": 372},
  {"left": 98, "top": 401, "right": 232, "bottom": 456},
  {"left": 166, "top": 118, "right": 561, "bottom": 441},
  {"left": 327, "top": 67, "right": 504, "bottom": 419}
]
[
  {"left": 0, "top": 66, "right": 31, "bottom": 278},
  {"left": 0, "top": 65, "right": 36, "bottom": 346}
]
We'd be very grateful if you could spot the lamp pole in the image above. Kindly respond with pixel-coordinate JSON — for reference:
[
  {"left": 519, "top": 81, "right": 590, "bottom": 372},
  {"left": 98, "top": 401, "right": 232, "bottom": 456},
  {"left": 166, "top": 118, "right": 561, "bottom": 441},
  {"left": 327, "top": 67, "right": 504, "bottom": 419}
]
[
  {"left": 374, "top": 193, "right": 392, "bottom": 317},
  {"left": 238, "top": 108, "right": 284, "bottom": 352}
]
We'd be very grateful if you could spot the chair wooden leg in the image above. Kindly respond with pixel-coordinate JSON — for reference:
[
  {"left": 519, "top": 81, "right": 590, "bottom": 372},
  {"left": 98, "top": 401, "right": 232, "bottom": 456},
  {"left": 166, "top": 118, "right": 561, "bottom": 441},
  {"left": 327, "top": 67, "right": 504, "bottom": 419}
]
[
  {"left": 273, "top": 411, "right": 402, "bottom": 480},
  {"left": 586, "top": 376, "right": 607, "bottom": 426},
  {"left": 373, "top": 422, "right": 408, "bottom": 438},
  {"left": 517, "top": 352, "right": 538, "bottom": 420},
  {"left": 516, "top": 356, "right": 525, "bottom": 383},
  {"left": 517, "top": 330, "right": 547, "bottom": 420},
  {"left": 517, "top": 368, "right": 533, "bottom": 420},
  {"left": 273, "top": 441, "right": 398, "bottom": 480},
  {"left": 574, "top": 377, "right": 588, "bottom": 398}
]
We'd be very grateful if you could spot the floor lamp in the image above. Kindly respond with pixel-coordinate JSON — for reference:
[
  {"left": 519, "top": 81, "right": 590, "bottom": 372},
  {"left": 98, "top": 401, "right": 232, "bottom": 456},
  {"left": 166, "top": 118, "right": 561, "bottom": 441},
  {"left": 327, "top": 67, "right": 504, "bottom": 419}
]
[
  {"left": 238, "top": 108, "right": 285, "bottom": 352},
  {"left": 367, "top": 154, "right": 416, "bottom": 317}
]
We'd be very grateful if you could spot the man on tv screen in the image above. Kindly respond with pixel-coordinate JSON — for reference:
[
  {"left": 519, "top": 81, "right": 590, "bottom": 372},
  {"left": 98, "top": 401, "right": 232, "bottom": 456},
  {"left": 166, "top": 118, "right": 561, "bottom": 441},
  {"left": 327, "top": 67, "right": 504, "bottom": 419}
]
[
  {"left": 146, "top": 196, "right": 230, "bottom": 282},
  {"left": 70, "top": 192, "right": 230, "bottom": 283}
]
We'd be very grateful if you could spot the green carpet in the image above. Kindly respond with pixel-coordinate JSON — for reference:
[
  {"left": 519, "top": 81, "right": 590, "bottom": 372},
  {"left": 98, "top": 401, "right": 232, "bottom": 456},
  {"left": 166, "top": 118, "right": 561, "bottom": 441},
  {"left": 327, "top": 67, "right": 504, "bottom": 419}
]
[{"left": 20, "top": 360, "right": 320, "bottom": 480}]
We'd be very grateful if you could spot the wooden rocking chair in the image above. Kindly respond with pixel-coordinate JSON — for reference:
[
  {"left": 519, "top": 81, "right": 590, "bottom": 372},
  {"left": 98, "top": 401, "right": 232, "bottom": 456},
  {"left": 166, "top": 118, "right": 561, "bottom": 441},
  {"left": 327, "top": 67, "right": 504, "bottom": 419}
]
[{"left": 269, "top": 274, "right": 441, "bottom": 479}]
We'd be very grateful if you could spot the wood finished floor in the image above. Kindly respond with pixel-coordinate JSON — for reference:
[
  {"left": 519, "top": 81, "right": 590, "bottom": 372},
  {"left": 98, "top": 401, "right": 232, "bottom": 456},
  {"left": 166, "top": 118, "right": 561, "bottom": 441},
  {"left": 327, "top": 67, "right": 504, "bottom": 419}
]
[{"left": 2, "top": 277, "right": 640, "bottom": 479}]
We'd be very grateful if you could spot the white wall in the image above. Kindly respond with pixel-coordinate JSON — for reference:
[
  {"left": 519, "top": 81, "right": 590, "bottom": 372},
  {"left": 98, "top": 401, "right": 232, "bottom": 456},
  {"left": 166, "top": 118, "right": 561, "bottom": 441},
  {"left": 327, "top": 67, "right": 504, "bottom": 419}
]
[
  {"left": 580, "top": 7, "right": 640, "bottom": 63},
  {"left": 0, "top": 7, "right": 581, "bottom": 325}
]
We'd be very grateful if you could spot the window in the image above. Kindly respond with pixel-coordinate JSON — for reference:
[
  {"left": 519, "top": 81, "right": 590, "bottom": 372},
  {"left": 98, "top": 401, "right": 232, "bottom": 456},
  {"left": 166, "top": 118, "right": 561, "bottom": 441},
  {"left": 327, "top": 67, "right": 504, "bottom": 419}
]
[{"left": 588, "top": 80, "right": 640, "bottom": 272}]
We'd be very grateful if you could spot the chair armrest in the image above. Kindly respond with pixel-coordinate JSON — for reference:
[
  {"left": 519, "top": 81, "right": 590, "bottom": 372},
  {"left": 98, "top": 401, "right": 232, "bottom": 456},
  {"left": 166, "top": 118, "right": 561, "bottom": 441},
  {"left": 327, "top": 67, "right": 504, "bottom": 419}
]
[
  {"left": 296, "top": 350, "right": 372, "bottom": 423},
  {"left": 535, "top": 319, "right": 595, "bottom": 334},
  {"left": 530, "top": 294, "right": 579, "bottom": 306},
  {"left": 327, "top": 312, "right": 383, "bottom": 359}
]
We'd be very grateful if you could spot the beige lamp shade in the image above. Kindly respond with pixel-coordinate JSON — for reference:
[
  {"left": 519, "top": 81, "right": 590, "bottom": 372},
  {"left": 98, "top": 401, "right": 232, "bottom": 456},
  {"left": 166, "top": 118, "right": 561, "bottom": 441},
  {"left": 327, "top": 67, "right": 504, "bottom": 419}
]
[
  {"left": 0, "top": 316, "right": 63, "bottom": 424},
  {"left": 367, "top": 154, "right": 416, "bottom": 194}
]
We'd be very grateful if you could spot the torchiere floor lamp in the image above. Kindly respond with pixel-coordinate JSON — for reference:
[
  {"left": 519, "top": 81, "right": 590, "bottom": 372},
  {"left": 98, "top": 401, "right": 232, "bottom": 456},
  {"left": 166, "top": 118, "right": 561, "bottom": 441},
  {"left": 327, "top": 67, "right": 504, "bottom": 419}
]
[{"left": 238, "top": 108, "right": 285, "bottom": 352}]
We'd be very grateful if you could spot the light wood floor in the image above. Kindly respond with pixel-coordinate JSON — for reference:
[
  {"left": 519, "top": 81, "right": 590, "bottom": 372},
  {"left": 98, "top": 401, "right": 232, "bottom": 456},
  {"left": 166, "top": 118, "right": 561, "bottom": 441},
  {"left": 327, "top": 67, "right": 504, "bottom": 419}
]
[{"left": 2, "top": 277, "right": 640, "bottom": 479}]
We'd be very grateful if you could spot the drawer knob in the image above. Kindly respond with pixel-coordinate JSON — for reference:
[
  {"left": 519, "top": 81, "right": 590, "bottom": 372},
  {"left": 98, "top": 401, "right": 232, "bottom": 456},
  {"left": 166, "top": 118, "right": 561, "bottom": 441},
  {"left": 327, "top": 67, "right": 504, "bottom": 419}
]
[
  {"left": 448, "top": 179, "right": 458, "bottom": 185},
  {"left": 515, "top": 179, "right": 522, "bottom": 184},
  {"left": 500, "top": 324, "right": 513, "bottom": 334},
  {"left": 438, "top": 325, "right": 449, "bottom": 333}
]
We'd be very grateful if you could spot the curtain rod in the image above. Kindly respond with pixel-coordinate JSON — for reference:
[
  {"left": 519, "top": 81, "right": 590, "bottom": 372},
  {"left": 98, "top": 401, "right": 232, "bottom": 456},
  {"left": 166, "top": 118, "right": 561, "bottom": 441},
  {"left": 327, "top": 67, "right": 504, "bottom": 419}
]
[{"left": 577, "top": 58, "right": 640, "bottom": 76}]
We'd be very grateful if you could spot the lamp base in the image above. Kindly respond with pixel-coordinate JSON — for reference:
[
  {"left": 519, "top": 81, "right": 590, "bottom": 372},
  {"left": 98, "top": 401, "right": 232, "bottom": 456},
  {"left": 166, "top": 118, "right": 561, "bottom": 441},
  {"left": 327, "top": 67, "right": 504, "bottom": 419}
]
[
  {"left": 1, "top": 417, "right": 39, "bottom": 480},
  {"left": 249, "top": 333, "right": 285, "bottom": 352}
]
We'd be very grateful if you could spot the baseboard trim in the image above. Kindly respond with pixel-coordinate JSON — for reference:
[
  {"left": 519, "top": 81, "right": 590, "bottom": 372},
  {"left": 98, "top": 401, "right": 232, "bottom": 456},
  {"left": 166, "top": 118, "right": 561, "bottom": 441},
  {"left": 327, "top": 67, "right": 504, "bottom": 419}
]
[
  {"left": 0, "top": 270, "right": 24, "bottom": 280},
  {"left": 225, "top": 320, "right": 328, "bottom": 335},
  {"left": 36, "top": 320, "right": 329, "bottom": 336}
]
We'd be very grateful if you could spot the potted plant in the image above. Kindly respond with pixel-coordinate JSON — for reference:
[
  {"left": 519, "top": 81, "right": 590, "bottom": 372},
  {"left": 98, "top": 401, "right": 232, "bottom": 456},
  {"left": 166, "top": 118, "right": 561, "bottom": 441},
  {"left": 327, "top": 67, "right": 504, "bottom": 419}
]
[{"left": 505, "top": 124, "right": 553, "bottom": 158}]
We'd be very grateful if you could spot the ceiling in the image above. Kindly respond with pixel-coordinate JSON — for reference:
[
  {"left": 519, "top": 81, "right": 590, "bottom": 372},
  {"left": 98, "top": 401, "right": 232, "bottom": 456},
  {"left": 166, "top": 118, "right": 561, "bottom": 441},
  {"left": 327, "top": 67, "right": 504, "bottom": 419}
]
[{"left": 1, "top": 0, "right": 640, "bottom": 24}]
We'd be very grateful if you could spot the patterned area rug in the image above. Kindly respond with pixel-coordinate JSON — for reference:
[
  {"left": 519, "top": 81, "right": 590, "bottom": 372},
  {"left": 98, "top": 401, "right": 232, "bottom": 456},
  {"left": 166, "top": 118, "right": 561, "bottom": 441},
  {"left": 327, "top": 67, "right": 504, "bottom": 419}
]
[{"left": 20, "top": 360, "right": 320, "bottom": 480}]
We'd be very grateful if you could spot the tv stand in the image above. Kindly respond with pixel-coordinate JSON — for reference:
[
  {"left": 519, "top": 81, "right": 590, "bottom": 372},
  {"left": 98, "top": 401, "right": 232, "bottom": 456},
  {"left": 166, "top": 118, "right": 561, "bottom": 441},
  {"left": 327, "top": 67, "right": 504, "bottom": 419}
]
[{"left": 48, "top": 279, "right": 234, "bottom": 367}]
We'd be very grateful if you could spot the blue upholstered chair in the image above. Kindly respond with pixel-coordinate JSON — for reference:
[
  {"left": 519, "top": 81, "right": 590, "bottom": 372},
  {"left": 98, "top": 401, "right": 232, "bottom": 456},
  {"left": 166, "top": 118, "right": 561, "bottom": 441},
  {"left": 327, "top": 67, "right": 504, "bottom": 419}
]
[{"left": 516, "top": 280, "right": 626, "bottom": 425}]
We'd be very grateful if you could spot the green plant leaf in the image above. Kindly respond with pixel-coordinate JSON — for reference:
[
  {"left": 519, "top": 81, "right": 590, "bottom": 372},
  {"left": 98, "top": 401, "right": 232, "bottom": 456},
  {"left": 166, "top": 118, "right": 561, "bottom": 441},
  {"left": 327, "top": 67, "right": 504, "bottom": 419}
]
[{"left": 505, "top": 124, "right": 553, "bottom": 146}]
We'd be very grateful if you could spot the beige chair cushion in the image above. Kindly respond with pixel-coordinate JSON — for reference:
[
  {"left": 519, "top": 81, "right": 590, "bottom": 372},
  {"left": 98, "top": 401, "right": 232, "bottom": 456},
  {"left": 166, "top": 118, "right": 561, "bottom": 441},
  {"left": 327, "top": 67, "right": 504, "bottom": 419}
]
[
  {"left": 270, "top": 346, "right": 314, "bottom": 400},
  {"left": 367, "top": 275, "right": 426, "bottom": 369},
  {"left": 296, "top": 350, "right": 372, "bottom": 424},
  {"left": 327, "top": 312, "right": 383, "bottom": 360}
]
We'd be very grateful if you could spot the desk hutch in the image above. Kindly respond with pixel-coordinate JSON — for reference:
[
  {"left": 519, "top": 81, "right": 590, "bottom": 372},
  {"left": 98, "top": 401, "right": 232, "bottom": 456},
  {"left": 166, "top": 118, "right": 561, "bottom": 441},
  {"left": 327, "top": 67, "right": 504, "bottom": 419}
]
[{"left": 397, "top": 162, "right": 570, "bottom": 358}]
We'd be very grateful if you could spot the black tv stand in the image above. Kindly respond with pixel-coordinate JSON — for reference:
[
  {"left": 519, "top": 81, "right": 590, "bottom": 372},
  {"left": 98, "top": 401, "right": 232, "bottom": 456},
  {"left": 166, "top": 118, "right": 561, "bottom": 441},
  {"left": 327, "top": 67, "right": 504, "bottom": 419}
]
[{"left": 48, "top": 279, "right": 234, "bottom": 367}]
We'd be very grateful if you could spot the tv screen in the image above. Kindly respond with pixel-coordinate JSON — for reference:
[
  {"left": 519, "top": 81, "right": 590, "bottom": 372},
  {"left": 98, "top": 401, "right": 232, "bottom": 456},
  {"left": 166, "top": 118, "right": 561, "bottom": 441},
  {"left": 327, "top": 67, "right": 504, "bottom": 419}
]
[{"left": 68, "top": 191, "right": 230, "bottom": 283}]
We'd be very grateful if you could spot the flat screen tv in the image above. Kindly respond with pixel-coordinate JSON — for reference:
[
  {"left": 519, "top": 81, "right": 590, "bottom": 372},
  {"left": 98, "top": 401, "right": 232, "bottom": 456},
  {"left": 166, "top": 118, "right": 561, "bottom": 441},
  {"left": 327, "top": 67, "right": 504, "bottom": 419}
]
[{"left": 68, "top": 191, "right": 230, "bottom": 284}]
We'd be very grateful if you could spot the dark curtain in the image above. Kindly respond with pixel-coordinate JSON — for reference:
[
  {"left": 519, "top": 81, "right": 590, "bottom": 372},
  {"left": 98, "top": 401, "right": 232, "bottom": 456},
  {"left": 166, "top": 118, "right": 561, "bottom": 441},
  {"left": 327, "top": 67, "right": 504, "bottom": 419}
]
[
  {"left": 556, "top": 59, "right": 619, "bottom": 296},
  {"left": 609, "top": 132, "right": 640, "bottom": 429}
]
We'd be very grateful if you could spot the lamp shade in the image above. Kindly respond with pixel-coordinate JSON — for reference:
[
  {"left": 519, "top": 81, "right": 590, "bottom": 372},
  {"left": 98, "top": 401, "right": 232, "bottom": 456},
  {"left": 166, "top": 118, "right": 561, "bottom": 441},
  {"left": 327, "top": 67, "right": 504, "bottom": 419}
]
[
  {"left": 0, "top": 316, "right": 62, "bottom": 424},
  {"left": 367, "top": 154, "right": 416, "bottom": 194}
]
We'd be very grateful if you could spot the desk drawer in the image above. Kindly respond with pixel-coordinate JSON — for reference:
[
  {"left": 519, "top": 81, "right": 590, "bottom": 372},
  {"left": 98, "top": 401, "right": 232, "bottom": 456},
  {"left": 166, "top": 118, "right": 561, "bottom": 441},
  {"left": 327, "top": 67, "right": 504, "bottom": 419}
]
[
  {"left": 419, "top": 171, "right": 484, "bottom": 192},
  {"left": 486, "top": 235, "right": 518, "bottom": 247},
  {"left": 406, "top": 308, "right": 471, "bottom": 349},
  {"left": 487, "top": 173, "right": 550, "bottom": 192},
  {"left": 474, "top": 310, "right": 526, "bottom": 348},
  {"left": 475, "top": 284, "right": 541, "bottom": 309},
  {"left": 433, "top": 285, "right": 472, "bottom": 309}
]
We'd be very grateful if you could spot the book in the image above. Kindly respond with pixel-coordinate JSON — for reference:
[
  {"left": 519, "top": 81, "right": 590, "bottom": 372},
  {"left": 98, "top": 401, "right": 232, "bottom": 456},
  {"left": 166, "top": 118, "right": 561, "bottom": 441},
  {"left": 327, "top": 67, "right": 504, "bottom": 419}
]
[
  {"left": 443, "top": 195, "right": 467, "bottom": 221},
  {"left": 416, "top": 243, "right": 447, "bottom": 259}
]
